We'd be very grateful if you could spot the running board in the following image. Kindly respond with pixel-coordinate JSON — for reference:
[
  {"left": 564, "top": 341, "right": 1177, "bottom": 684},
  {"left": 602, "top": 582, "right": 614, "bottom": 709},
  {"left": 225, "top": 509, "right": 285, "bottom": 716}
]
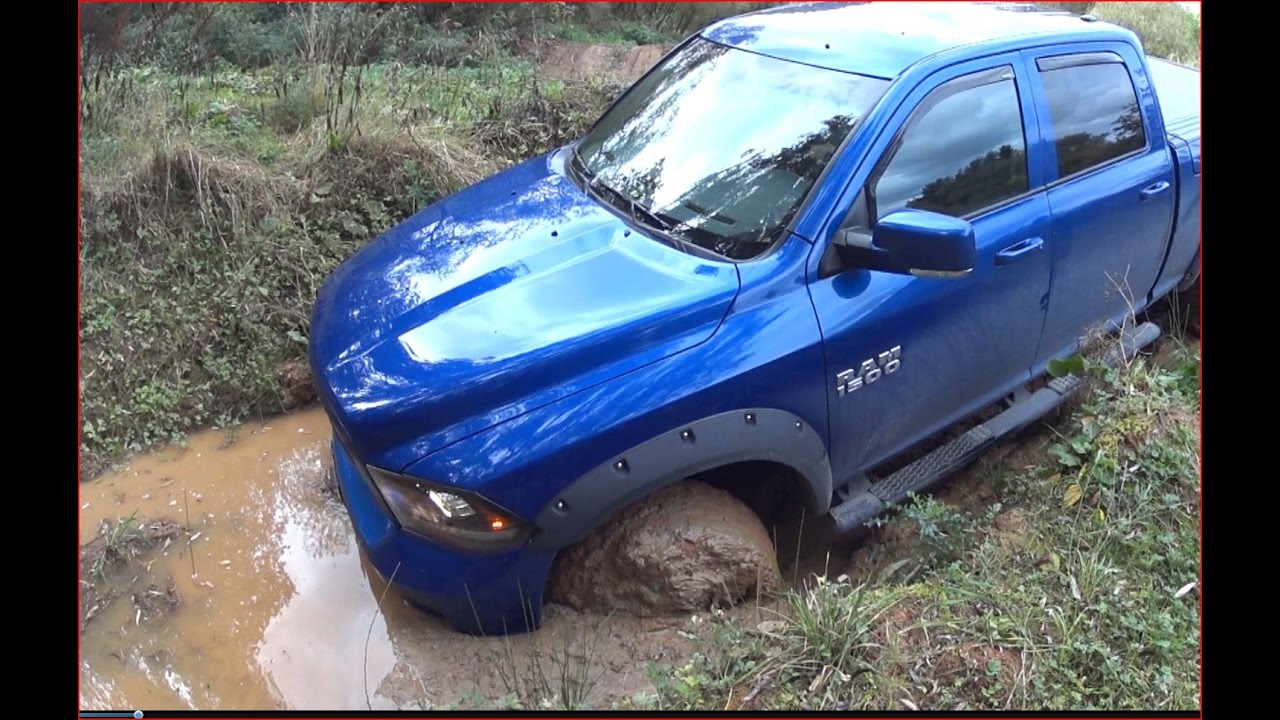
[{"left": 830, "top": 321, "right": 1161, "bottom": 534}]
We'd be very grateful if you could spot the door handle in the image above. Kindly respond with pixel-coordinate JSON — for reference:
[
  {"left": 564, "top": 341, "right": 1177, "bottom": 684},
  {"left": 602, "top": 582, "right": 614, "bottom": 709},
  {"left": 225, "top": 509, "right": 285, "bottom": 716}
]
[
  {"left": 995, "top": 237, "right": 1044, "bottom": 266},
  {"left": 1139, "top": 180, "right": 1171, "bottom": 202}
]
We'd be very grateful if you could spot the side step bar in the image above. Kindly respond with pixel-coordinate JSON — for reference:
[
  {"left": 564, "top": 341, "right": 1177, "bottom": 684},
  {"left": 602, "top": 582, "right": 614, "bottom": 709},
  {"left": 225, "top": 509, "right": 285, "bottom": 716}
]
[{"left": 830, "top": 322, "right": 1161, "bottom": 534}]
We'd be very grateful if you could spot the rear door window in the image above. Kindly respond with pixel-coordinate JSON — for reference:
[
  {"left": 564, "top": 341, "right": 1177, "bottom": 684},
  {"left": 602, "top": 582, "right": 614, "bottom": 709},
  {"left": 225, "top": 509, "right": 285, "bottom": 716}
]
[{"left": 1037, "top": 55, "right": 1146, "bottom": 179}]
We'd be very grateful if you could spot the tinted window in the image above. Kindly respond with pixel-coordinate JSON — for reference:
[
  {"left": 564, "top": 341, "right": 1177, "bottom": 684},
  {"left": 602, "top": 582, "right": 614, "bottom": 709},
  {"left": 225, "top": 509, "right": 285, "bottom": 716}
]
[
  {"left": 1039, "top": 60, "right": 1146, "bottom": 178},
  {"left": 872, "top": 68, "right": 1029, "bottom": 220},
  {"left": 574, "top": 38, "right": 889, "bottom": 261}
]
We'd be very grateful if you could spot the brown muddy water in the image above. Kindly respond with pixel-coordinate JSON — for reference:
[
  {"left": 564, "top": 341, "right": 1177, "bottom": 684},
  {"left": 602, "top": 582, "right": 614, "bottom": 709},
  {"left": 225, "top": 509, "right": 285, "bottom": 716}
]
[{"left": 79, "top": 410, "right": 730, "bottom": 711}]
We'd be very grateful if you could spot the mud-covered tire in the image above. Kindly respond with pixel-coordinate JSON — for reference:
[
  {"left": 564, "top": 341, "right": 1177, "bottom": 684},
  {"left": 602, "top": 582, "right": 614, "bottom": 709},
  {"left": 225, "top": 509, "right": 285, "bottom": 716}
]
[{"left": 545, "top": 480, "right": 781, "bottom": 616}]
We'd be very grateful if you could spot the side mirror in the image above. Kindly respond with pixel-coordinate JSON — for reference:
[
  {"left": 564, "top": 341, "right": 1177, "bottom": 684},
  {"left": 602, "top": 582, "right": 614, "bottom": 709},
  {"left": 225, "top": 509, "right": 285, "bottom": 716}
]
[{"left": 834, "top": 209, "right": 977, "bottom": 279}]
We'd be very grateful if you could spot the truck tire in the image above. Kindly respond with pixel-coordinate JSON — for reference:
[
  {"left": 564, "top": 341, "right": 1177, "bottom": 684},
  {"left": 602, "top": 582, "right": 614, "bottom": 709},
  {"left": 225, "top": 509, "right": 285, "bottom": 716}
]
[{"left": 545, "top": 480, "right": 781, "bottom": 616}]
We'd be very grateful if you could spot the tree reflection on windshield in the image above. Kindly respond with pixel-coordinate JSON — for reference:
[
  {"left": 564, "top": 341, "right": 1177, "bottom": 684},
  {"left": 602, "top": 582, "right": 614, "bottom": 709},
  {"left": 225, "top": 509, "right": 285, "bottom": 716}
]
[{"left": 575, "top": 38, "right": 889, "bottom": 260}]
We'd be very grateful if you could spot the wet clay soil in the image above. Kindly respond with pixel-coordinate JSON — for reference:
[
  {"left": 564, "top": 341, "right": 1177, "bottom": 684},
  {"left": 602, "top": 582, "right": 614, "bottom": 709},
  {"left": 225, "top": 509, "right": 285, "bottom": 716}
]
[{"left": 78, "top": 411, "right": 724, "bottom": 711}]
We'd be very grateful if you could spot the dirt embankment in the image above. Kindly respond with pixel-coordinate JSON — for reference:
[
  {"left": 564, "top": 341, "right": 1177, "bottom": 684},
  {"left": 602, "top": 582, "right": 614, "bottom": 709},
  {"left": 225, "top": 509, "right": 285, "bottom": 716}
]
[{"left": 533, "top": 41, "right": 669, "bottom": 83}]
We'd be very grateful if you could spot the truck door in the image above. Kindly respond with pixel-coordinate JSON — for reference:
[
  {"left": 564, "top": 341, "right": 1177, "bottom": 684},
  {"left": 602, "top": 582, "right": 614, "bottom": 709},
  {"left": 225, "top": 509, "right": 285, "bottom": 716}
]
[
  {"left": 1022, "top": 45, "right": 1176, "bottom": 365},
  {"left": 808, "top": 55, "right": 1053, "bottom": 481}
]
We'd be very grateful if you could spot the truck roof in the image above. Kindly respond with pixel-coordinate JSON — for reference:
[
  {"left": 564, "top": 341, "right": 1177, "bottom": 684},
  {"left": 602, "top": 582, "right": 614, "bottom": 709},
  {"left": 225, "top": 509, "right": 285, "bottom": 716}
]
[{"left": 702, "top": 1, "right": 1139, "bottom": 79}]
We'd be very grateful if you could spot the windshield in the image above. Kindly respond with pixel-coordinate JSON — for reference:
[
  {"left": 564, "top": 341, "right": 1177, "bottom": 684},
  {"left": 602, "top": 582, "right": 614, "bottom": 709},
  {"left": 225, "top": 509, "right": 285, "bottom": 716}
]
[{"left": 573, "top": 38, "right": 890, "bottom": 260}]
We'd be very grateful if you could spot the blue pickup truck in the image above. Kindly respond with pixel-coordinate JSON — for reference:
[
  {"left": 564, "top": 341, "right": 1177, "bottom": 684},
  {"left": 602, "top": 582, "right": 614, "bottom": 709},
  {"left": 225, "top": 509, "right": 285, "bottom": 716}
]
[{"left": 309, "top": 2, "right": 1201, "bottom": 634}]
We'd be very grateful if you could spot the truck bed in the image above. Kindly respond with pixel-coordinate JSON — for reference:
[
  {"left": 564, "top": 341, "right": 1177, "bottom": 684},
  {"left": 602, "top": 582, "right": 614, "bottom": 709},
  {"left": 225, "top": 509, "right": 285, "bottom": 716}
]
[
  {"left": 1147, "top": 56, "right": 1201, "bottom": 293},
  {"left": 1149, "top": 57, "right": 1200, "bottom": 154}
]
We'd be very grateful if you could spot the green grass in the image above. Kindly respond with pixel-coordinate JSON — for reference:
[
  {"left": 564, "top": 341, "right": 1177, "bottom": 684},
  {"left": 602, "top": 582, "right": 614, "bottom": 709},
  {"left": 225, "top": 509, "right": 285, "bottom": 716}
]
[
  {"left": 88, "top": 511, "right": 142, "bottom": 582},
  {"left": 639, "top": 340, "right": 1201, "bottom": 711}
]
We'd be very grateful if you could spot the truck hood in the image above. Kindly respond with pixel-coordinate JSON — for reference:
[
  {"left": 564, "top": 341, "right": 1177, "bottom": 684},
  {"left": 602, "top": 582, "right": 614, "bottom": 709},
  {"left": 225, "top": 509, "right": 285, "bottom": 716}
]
[{"left": 309, "top": 150, "right": 741, "bottom": 469}]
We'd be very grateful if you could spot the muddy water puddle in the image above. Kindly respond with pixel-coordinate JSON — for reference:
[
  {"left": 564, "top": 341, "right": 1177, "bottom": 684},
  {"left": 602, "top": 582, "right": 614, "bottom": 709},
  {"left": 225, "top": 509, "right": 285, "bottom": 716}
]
[{"left": 79, "top": 410, "right": 706, "bottom": 711}]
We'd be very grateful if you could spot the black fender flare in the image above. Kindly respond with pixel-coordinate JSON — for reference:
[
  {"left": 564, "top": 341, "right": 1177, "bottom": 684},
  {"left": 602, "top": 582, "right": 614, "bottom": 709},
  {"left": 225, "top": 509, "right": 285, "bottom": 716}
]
[{"left": 527, "top": 408, "right": 832, "bottom": 551}]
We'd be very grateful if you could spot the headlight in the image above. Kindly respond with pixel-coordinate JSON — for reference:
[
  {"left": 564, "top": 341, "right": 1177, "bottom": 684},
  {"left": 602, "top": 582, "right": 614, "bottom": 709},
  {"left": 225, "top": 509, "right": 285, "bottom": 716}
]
[{"left": 366, "top": 466, "right": 530, "bottom": 552}]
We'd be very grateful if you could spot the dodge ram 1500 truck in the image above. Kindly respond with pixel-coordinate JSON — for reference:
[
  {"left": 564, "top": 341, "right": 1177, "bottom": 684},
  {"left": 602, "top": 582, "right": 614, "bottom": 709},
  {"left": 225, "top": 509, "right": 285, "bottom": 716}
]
[{"left": 309, "top": 1, "right": 1201, "bottom": 634}]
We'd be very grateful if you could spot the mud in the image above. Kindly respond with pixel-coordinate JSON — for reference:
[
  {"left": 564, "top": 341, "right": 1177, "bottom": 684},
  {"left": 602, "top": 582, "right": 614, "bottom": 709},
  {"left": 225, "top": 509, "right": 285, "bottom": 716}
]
[
  {"left": 80, "top": 517, "right": 183, "bottom": 580},
  {"left": 80, "top": 517, "right": 184, "bottom": 632},
  {"left": 131, "top": 579, "right": 183, "bottom": 623},
  {"left": 276, "top": 358, "right": 317, "bottom": 411},
  {"left": 78, "top": 411, "right": 731, "bottom": 711},
  {"left": 547, "top": 481, "right": 781, "bottom": 615}
]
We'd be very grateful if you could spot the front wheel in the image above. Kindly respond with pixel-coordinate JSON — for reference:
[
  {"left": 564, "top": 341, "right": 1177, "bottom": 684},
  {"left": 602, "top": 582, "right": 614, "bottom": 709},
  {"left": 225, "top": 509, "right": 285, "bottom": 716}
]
[{"left": 546, "top": 480, "right": 781, "bottom": 616}]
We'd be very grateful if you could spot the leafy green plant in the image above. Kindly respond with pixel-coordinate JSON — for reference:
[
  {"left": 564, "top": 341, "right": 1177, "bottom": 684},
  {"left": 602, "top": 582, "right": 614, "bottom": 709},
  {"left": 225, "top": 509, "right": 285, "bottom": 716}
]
[
  {"left": 1048, "top": 352, "right": 1086, "bottom": 378},
  {"left": 899, "top": 494, "right": 998, "bottom": 569}
]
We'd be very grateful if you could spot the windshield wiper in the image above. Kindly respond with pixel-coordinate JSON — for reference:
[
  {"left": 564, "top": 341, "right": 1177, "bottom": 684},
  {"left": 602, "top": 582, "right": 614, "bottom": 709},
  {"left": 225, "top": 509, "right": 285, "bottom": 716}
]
[
  {"left": 570, "top": 147, "right": 700, "bottom": 257},
  {"left": 615, "top": 192, "right": 703, "bottom": 257},
  {"left": 569, "top": 145, "right": 593, "bottom": 186}
]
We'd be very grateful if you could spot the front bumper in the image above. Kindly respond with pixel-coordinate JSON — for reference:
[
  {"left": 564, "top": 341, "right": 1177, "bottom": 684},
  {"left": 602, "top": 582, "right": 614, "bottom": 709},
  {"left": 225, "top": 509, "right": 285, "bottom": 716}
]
[{"left": 331, "top": 436, "right": 555, "bottom": 635}]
